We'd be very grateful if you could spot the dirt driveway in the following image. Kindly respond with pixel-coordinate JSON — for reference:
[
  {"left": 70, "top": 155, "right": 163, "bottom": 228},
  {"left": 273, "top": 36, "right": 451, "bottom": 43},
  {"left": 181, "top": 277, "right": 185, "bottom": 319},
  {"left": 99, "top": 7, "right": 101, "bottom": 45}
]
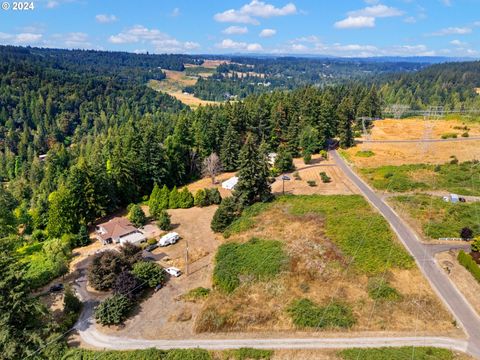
[{"left": 100, "top": 205, "right": 221, "bottom": 339}]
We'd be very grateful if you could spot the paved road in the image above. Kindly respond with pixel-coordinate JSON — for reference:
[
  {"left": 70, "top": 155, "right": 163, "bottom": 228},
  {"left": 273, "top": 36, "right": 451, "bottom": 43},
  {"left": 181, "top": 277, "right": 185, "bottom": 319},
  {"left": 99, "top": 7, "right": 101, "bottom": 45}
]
[
  {"left": 361, "top": 137, "right": 480, "bottom": 143},
  {"left": 331, "top": 150, "right": 480, "bottom": 358}
]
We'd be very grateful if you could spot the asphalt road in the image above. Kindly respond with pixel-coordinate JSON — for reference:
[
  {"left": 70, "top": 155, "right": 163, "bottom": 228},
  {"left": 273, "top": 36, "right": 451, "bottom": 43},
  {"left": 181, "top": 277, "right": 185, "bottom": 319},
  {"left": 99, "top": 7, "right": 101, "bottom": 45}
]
[{"left": 331, "top": 150, "right": 480, "bottom": 358}]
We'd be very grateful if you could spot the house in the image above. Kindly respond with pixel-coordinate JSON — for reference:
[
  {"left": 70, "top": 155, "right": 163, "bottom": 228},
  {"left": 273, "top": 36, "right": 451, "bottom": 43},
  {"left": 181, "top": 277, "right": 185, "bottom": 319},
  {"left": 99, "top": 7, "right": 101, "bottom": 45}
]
[
  {"left": 222, "top": 176, "right": 239, "bottom": 190},
  {"left": 96, "top": 217, "right": 146, "bottom": 245}
]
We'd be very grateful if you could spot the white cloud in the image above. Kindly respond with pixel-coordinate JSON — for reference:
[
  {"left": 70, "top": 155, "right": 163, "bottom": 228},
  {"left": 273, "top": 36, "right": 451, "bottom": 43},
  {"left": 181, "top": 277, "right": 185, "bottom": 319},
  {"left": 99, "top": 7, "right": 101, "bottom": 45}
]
[
  {"left": 214, "top": 0, "right": 297, "bottom": 25},
  {"left": 170, "top": 8, "right": 180, "bottom": 17},
  {"left": 430, "top": 26, "right": 472, "bottom": 36},
  {"left": 46, "top": 0, "right": 59, "bottom": 8},
  {"left": 334, "top": 16, "right": 375, "bottom": 29},
  {"left": 259, "top": 28, "right": 276, "bottom": 37},
  {"left": 95, "top": 14, "right": 117, "bottom": 24},
  {"left": 0, "top": 32, "right": 43, "bottom": 44},
  {"left": 216, "top": 38, "right": 263, "bottom": 52},
  {"left": 222, "top": 26, "right": 249, "bottom": 35},
  {"left": 442, "top": 0, "right": 452, "bottom": 6},
  {"left": 348, "top": 4, "right": 404, "bottom": 18},
  {"left": 108, "top": 25, "right": 199, "bottom": 53},
  {"left": 450, "top": 39, "right": 467, "bottom": 46}
]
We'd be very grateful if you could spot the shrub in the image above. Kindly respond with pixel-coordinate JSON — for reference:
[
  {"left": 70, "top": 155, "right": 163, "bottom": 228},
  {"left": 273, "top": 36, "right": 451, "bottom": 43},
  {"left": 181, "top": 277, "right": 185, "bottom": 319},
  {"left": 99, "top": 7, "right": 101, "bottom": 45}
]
[
  {"left": 88, "top": 250, "right": 129, "bottom": 291},
  {"left": 120, "top": 242, "right": 143, "bottom": 266},
  {"left": 183, "top": 287, "right": 211, "bottom": 301},
  {"left": 355, "top": 150, "right": 375, "bottom": 158},
  {"left": 178, "top": 188, "right": 194, "bottom": 209},
  {"left": 293, "top": 171, "right": 301, "bottom": 180},
  {"left": 367, "top": 278, "right": 402, "bottom": 301},
  {"left": 30, "top": 229, "right": 47, "bottom": 243},
  {"left": 303, "top": 152, "right": 312, "bottom": 164},
  {"left": 213, "top": 238, "right": 287, "bottom": 293},
  {"left": 471, "top": 238, "right": 480, "bottom": 253},
  {"left": 62, "top": 285, "right": 82, "bottom": 330},
  {"left": 169, "top": 186, "right": 181, "bottom": 209},
  {"left": 206, "top": 188, "right": 222, "bottom": 205},
  {"left": 307, "top": 180, "right": 317, "bottom": 187},
  {"left": 319, "top": 172, "right": 331, "bottom": 183},
  {"left": 95, "top": 294, "right": 132, "bottom": 326},
  {"left": 274, "top": 147, "right": 294, "bottom": 173},
  {"left": 131, "top": 261, "right": 166, "bottom": 288},
  {"left": 450, "top": 157, "right": 459, "bottom": 165},
  {"left": 458, "top": 250, "right": 480, "bottom": 283},
  {"left": 441, "top": 133, "right": 458, "bottom": 139},
  {"left": 147, "top": 238, "right": 157, "bottom": 245},
  {"left": 211, "top": 197, "right": 241, "bottom": 233},
  {"left": 460, "top": 227, "right": 474, "bottom": 240},
  {"left": 157, "top": 210, "right": 171, "bottom": 231},
  {"left": 194, "top": 189, "right": 209, "bottom": 207},
  {"left": 128, "top": 205, "right": 147, "bottom": 228},
  {"left": 462, "top": 132, "right": 470, "bottom": 138},
  {"left": 287, "top": 298, "right": 356, "bottom": 329},
  {"left": 113, "top": 271, "right": 140, "bottom": 300},
  {"left": 319, "top": 150, "right": 328, "bottom": 160}
]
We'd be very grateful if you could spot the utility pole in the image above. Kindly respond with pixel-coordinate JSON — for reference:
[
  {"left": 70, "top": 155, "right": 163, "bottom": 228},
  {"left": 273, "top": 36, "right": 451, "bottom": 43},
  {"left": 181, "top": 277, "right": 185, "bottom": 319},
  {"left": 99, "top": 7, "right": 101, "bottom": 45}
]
[{"left": 185, "top": 238, "right": 189, "bottom": 276}]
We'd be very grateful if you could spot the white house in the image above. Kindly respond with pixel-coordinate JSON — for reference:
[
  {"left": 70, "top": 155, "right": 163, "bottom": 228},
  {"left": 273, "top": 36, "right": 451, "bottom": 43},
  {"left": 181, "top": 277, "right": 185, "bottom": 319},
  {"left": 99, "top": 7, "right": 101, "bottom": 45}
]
[
  {"left": 222, "top": 176, "right": 239, "bottom": 190},
  {"left": 96, "top": 217, "right": 146, "bottom": 245}
]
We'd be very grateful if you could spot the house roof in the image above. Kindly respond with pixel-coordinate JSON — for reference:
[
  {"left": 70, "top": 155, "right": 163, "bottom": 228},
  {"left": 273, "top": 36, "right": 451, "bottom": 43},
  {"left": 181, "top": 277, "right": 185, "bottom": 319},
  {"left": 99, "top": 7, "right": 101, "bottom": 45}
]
[{"left": 97, "top": 217, "right": 138, "bottom": 241}]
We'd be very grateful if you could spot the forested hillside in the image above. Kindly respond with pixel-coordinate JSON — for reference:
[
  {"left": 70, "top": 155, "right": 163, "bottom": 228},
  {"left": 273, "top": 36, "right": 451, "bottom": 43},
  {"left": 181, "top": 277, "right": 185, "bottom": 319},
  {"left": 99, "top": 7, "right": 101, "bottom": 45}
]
[
  {"left": 185, "top": 57, "right": 427, "bottom": 101},
  {"left": 378, "top": 61, "right": 480, "bottom": 109}
]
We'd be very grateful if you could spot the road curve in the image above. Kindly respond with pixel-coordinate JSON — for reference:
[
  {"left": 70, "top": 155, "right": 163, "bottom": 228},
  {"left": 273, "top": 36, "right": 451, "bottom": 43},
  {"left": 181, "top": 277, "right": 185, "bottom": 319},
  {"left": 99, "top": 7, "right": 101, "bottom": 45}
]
[{"left": 330, "top": 150, "right": 480, "bottom": 358}]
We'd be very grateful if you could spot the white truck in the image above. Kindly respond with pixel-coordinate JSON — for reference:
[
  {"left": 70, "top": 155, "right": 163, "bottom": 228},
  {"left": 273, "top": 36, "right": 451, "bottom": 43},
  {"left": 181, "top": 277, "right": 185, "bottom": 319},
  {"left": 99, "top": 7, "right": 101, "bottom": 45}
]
[{"left": 159, "top": 232, "right": 180, "bottom": 247}]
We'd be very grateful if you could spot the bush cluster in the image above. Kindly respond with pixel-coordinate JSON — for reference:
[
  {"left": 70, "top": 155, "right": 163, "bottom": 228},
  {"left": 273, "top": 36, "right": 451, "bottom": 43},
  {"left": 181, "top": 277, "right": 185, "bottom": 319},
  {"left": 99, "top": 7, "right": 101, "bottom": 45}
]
[
  {"left": 149, "top": 185, "right": 194, "bottom": 218},
  {"left": 458, "top": 250, "right": 480, "bottom": 283},
  {"left": 194, "top": 188, "right": 222, "bottom": 207}
]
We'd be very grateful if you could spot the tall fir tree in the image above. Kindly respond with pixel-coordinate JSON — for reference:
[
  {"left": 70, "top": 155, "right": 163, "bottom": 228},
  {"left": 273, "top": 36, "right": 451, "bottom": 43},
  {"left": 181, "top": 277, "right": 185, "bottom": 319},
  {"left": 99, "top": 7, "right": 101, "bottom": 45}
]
[
  {"left": 233, "top": 133, "right": 272, "bottom": 206},
  {"left": 220, "top": 123, "right": 241, "bottom": 172},
  {"left": 337, "top": 96, "right": 355, "bottom": 149}
]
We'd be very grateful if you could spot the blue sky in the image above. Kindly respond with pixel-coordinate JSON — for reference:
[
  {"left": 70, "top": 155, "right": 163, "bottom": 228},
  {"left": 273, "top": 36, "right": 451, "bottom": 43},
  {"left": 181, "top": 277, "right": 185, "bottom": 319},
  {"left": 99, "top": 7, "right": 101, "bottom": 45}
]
[{"left": 1, "top": 0, "right": 479, "bottom": 57}]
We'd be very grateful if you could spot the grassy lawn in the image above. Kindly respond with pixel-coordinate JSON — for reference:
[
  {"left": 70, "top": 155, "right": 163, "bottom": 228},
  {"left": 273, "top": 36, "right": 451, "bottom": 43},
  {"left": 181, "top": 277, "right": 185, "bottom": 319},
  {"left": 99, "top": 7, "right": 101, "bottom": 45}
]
[
  {"left": 360, "top": 162, "right": 480, "bottom": 195},
  {"left": 277, "top": 195, "right": 413, "bottom": 274},
  {"left": 391, "top": 195, "right": 480, "bottom": 239},
  {"left": 213, "top": 238, "right": 288, "bottom": 293}
]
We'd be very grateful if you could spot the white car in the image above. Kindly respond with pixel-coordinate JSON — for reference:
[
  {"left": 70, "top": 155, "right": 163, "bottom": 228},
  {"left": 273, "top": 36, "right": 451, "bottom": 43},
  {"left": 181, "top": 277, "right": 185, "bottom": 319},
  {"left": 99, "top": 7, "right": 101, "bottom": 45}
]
[
  {"left": 165, "top": 267, "right": 182, "bottom": 277},
  {"left": 159, "top": 232, "right": 180, "bottom": 247}
]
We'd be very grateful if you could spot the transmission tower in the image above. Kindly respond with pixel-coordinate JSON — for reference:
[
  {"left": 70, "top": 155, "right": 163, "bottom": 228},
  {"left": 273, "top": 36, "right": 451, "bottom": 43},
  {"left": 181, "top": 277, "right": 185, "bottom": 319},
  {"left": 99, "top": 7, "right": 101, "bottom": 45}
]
[
  {"left": 358, "top": 116, "right": 373, "bottom": 152},
  {"left": 420, "top": 106, "right": 444, "bottom": 154}
]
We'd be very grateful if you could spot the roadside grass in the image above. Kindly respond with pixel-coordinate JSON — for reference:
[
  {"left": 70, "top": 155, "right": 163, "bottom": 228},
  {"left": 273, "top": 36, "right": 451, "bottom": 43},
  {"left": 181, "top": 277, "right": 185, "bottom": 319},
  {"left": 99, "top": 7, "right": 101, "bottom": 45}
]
[
  {"left": 367, "top": 277, "right": 402, "bottom": 301},
  {"left": 287, "top": 298, "right": 356, "bottom": 329},
  {"left": 391, "top": 195, "right": 480, "bottom": 239},
  {"left": 213, "top": 238, "right": 288, "bottom": 293},
  {"left": 360, "top": 162, "right": 480, "bottom": 195},
  {"left": 277, "top": 195, "right": 413, "bottom": 274},
  {"left": 339, "top": 347, "right": 457, "bottom": 360},
  {"left": 62, "top": 348, "right": 212, "bottom": 359},
  {"left": 457, "top": 251, "right": 480, "bottom": 284},
  {"left": 222, "top": 348, "right": 273, "bottom": 360},
  {"left": 182, "top": 287, "right": 211, "bottom": 301}
]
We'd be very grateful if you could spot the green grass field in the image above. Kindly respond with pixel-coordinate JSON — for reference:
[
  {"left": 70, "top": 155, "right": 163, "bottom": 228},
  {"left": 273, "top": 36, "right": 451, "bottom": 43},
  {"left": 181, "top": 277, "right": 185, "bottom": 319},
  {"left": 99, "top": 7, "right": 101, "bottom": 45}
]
[
  {"left": 213, "top": 238, "right": 288, "bottom": 293},
  {"left": 278, "top": 195, "right": 413, "bottom": 274},
  {"left": 391, "top": 195, "right": 480, "bottom": 239},
  {"left": 360, "top": 162, "right": 480, "bottom": 195},
  {"left": 339, "top": 347, "right": 459, "bottom": 360}
]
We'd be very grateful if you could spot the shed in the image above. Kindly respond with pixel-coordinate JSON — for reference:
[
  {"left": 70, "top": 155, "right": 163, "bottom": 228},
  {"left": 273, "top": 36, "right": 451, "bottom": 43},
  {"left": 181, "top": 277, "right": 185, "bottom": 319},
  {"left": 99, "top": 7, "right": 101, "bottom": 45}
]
[{"left": 222, "top": 176, "right": 239, "bottom": 190}]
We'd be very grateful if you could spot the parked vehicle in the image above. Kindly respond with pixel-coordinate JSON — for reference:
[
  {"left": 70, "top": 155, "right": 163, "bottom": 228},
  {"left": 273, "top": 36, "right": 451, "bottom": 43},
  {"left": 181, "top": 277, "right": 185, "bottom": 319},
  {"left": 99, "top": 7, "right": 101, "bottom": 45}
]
[
  {"left": 165, "top": 267, "right": 182, "bottom": 277},
  {"left": 50, "top": 284, "right": 64, "bottom": 292},
  {"left": 145, "top": 243, "right": 158, "bottom": 252},
  {"left": 154, "top": 283, "right": 163, "bottom": 292},
  {"left": 159, "top": 232, "right": 180, "bottom": 247},
  {"left": 459, "top": 197, "right": 467, "bottom": 203}
]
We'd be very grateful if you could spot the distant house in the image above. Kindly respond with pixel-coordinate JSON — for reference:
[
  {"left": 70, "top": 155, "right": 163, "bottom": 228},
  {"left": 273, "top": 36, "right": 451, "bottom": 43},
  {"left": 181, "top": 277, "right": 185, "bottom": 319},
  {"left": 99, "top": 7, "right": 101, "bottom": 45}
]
[
  {"left": 222, "top": 176, "right": 239, "bottom": 190},
  {"left": 96, "top": 217, "right": 146, "bottom": 245},
  {"left": 475, "top": 88, "right": 480, "bottom": 95},
  {"left": 39, "top": 154, "right": 47, "bottom": 161}
]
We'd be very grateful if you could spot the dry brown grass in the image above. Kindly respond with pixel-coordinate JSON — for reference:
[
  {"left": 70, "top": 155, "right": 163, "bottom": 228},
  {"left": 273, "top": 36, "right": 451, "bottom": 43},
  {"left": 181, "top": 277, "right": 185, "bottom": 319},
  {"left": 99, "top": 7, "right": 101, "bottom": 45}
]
[
  {"left": 194, "top": 202, "right": 457, "bottom": 336},
  {"left": 345, "top": 118, "right": 480, "bottom": 167}
]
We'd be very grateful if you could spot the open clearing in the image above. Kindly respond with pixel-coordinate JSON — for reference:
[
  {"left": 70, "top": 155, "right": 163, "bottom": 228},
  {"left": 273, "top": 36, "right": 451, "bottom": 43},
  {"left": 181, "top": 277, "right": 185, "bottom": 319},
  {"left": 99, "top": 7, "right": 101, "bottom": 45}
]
[
  {"left": 193, "top": 196, "right": 457, "bottom": 337},
  {"left": 149, "top": 69, "right": 220, "bottom": 108},
  {"left": 343, "top": 118, "right": 480, "bottom": 167}
]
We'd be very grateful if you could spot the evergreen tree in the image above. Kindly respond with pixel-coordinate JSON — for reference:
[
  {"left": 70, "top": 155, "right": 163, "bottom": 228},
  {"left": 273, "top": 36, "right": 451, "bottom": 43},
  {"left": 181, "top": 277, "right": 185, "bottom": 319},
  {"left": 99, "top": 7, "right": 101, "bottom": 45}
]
[
  {"left": 211, "top": 197, "right": 241, "bottom": 232},
  {"left": 274, "top": 144, "right": 294, "bottom": 173},
  {"left": 233, "top": 133, "right": 272, "bottom": 206},
  {"left": 128, "top": 204, "right": 147, "bottom": 228},
  {"left": 194, "top": 189, "right": 208, "bottom": 207},
  {"left": 337, "top": 96, "right": 355, "bottom": 149},
  {"left": 46, "top": 186, "right": 80, "bottom": 238},
  {"left": 178, "top": 188, "right": 194, "bottom": 209},
  {"left": 157, "top": 210, "right": 171, "bottom": 231},
  {"left": 220, "top": 123, "right": 241, "bottom": 172},
  {"left": 169, "top": 186, "right": 181, "bottom": 209}
]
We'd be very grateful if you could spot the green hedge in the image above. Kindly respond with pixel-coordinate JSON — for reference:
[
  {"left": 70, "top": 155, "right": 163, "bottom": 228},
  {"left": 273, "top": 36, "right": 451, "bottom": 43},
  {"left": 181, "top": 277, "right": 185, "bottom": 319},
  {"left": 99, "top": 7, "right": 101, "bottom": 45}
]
[{"left": 458, "top": 250, "right": 480, "bottom": 283}]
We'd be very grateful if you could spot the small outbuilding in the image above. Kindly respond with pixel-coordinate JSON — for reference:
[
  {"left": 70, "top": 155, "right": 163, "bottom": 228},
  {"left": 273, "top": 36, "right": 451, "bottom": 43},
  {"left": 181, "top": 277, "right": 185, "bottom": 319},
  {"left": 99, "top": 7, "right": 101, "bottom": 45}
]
[{"left": 222, "top": 176, "right": 239, "bottom": 190}]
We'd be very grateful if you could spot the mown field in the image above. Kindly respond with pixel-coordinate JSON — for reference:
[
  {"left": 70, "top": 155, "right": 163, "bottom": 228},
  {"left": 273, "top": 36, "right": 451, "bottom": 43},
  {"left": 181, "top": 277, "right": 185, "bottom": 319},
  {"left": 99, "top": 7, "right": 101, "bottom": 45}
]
[
  {"left": 359, "top": 161, "right": 480, "bottom": 195},
  {"left": 390, "top": 195, "right": 480, "bottom": 240},
  {"left": 192, "top": 195, "right": 455, "bottom": 335}
]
